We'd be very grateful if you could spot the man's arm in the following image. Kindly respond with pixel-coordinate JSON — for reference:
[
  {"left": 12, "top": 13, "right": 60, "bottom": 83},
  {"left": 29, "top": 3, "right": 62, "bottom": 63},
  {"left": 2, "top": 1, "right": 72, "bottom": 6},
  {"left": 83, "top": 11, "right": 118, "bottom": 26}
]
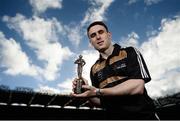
[
  {"left": 72, "top": 79, "right": 145, "bottom": 97},
  {"left": 99, "top": 79, "right": 145, "bottom": 96}
]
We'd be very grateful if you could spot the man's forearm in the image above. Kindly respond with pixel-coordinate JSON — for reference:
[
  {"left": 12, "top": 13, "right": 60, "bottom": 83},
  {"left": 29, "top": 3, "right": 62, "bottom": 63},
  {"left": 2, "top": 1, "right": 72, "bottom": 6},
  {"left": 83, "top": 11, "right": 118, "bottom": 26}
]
[{"left": 99, "top": 79, "right": 145, "bottom": 96}]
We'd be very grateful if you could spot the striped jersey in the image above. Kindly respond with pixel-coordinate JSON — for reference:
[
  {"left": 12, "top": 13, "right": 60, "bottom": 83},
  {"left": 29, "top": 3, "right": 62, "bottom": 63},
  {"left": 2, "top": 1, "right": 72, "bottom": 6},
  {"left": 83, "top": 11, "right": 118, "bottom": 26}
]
[{"left": 90, "top": 44, "right": 155, "bottom": 114}]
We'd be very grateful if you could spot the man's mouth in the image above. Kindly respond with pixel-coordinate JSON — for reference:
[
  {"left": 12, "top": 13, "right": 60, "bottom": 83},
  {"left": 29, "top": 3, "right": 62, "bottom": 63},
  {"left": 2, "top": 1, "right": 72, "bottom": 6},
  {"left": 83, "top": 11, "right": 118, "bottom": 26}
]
[{"left": 97, "top": 41, "right": 104, "bottom": 45}]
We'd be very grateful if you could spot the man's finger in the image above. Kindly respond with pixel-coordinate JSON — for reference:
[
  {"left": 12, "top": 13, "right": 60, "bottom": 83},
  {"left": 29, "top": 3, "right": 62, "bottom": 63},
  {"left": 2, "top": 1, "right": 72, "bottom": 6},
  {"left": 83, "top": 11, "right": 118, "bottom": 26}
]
[
  {"left": 71, "top": 92, "right": 87, "bottom": 98},
  {"left": 82, "top": 85, "right": 92, "bottom": 90}
]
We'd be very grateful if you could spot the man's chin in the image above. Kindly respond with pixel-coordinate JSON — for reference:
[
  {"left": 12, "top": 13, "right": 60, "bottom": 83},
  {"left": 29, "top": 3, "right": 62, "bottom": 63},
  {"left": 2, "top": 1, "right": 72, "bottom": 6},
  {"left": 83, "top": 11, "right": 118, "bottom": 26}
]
[
  {"left": 98, "top": 48, "right": 106, "bottom": 52},
  {"left": 95, "top": 46, "right": 106, "bottom": 52}
]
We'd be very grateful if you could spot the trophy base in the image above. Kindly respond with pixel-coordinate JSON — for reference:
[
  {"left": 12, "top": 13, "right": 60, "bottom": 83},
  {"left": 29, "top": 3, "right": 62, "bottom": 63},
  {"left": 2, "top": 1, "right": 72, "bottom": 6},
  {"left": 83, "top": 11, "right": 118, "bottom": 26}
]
[{"left": 75, "top": 78, "right": 84, "bottom": 94}]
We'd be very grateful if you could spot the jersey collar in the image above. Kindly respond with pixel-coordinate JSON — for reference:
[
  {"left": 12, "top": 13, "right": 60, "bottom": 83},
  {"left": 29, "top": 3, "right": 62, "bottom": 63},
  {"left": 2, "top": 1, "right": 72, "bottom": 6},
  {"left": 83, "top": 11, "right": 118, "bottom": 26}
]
[{"left": 99, "top": 43, "right": 121, "bottom": 62}]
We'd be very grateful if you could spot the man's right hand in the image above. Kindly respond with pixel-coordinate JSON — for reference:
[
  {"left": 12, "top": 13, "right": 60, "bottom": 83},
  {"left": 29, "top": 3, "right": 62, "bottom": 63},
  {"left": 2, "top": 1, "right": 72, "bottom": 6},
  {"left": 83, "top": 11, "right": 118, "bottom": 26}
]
[
  {"left": 71, "top": 78, "right": 101, "bottom": 106},
  {"left": 72, "top": 77, "right": 89, "bottom": 93}
]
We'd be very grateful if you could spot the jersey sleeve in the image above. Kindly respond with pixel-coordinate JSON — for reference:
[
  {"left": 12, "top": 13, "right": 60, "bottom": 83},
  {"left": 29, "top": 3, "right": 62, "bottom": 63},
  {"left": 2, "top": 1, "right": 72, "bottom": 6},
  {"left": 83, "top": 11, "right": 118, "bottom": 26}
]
[{"left": 126, "top": 47, "right": 151, "bottom": 83}]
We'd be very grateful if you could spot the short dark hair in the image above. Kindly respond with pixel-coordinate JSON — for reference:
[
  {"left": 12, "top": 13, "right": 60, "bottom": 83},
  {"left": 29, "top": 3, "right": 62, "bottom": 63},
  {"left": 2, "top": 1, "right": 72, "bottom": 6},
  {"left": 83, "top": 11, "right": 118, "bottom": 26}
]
[{"left": 87, "top": 21, "right": 109, "bottom": 35}]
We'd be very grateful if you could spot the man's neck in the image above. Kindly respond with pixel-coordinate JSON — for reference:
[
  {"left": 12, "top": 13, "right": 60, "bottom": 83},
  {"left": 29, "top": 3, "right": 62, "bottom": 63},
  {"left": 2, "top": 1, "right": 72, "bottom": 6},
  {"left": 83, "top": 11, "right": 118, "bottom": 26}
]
[{"left": 100, "top": 44, "right": 114, "bottom": 59}]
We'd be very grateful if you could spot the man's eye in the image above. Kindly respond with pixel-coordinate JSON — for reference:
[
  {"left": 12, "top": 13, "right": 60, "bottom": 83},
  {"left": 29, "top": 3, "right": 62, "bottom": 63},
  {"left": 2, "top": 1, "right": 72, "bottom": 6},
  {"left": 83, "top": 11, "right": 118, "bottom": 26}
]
[
  {"left": 98, "top": 30, "right": 104, "bottom": 34},
  {"left": 90, "top": 33, "right": 96, "bottom": 38}
]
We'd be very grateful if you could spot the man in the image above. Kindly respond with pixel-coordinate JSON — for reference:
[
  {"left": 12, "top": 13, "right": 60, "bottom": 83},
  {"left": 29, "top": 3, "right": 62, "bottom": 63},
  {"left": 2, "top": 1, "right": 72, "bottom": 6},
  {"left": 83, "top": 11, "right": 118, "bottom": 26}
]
[{"left": 72, "top": 21, "right": 159, "bottom": 120}]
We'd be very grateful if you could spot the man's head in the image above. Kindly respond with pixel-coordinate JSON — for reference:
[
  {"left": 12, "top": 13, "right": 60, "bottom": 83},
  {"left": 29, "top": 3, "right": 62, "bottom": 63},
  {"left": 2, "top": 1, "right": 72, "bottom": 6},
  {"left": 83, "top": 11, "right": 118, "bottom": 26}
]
[
  {"left": 87, "top": 21, "right": 109, "bottom": 35},
  {"left": 87, "top": 21, "right": 112, "bottom": 52}
]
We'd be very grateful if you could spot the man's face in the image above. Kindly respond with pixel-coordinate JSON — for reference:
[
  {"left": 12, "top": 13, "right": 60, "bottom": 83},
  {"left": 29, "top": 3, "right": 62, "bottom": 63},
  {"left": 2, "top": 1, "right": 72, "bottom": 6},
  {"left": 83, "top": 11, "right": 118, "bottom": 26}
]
[{"left": 88, "top": 25, "right": 112, "bottom": 52}]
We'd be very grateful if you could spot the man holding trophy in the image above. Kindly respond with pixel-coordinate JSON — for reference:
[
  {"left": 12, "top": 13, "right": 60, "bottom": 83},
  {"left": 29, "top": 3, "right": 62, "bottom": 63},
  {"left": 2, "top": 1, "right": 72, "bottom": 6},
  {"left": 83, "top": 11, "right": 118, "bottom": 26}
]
[{"left": 71, "top": 21, "right": 159, "bottom": 120}]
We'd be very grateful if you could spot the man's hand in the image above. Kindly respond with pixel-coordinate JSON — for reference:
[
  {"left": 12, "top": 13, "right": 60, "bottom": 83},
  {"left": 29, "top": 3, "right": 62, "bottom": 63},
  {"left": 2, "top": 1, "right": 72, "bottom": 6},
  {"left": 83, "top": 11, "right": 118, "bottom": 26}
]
[
  {"left": 71, "top": 77, "right": 101, "bottom": 106},
  {"left": 71, "top": 85, "right": 97, "bottom": 98},
  {"left": 72, "top": 77, "right": 88, "bottom": 93},
  {"left": 71, "top": 77, "right": 97, "bottom": 97}
]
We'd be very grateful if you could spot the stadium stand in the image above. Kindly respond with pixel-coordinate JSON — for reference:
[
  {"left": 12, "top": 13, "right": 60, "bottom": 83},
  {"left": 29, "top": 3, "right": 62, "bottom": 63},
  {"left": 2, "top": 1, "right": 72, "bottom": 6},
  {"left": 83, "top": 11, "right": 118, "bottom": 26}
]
[{"left": 0, "top": 85, "right": 180, "bottom": 119}]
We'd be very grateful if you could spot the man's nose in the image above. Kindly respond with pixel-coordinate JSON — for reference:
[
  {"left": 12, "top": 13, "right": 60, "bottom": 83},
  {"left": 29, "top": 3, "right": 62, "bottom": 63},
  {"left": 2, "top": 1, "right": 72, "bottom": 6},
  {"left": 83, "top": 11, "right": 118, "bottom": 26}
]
[{"left": 96, "top": 33, "right": 101, "bottom": 39}]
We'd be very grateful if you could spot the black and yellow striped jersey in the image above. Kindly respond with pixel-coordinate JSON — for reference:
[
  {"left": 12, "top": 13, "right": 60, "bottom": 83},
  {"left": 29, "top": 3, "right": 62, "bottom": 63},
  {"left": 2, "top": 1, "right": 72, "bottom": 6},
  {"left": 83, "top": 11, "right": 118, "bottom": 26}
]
[
  {"left": 91, "top": 44, "right": 151, "bottom": 88},
  {"left": 90, "top": 44, "right": 155, "bottom": 117}
]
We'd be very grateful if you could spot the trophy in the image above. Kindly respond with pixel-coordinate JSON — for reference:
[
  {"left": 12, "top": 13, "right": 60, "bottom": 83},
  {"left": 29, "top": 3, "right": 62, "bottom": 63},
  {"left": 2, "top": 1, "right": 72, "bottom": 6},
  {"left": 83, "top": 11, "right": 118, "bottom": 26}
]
[{"left": 74, "top": 55, "right": 86, "bottom": 94}]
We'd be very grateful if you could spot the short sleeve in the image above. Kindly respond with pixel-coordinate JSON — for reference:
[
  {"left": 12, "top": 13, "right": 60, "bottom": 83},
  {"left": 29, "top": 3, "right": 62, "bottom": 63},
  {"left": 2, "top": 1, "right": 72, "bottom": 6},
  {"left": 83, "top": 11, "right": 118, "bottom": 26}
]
[{"left": 126, "top": 47, "right": 151, "bottom": 83}]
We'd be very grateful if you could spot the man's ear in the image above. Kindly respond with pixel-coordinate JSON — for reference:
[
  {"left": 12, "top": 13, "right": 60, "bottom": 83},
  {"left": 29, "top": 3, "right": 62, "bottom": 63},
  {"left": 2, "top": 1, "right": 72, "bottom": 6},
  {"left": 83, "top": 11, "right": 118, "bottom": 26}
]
[{"left": 108, "top": 32, "right": 112, "bottom": 38}]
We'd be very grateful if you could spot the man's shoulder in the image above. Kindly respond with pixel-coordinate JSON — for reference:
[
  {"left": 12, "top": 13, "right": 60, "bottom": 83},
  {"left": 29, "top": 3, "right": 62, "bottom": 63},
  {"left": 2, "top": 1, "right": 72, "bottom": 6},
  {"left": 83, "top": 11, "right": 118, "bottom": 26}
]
[
  {"left": 91, "top": 58, "right": 101, "bottom": 68},
  {"left": 119, "top": 45, "right": 137, "bottom": 53},
  {"left": 120, "top": 45, "right": 134, "bottom": 50}
]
